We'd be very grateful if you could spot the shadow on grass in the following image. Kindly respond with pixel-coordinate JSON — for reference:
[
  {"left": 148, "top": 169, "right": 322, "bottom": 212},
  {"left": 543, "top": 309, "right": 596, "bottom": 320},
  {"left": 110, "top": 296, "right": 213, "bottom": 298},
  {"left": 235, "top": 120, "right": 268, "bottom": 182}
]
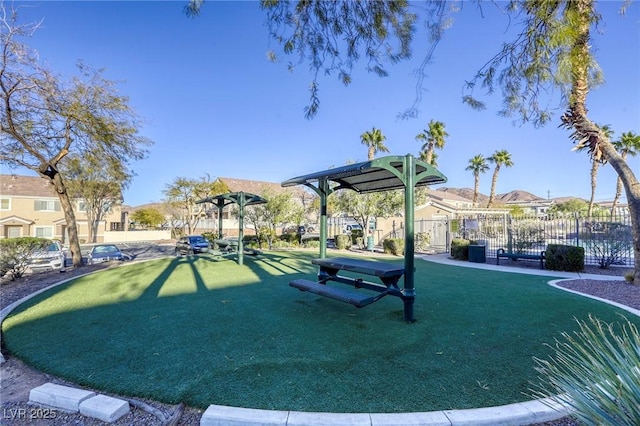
[{"left": 2, "top": 251, "right": 639, "bottom": 413}]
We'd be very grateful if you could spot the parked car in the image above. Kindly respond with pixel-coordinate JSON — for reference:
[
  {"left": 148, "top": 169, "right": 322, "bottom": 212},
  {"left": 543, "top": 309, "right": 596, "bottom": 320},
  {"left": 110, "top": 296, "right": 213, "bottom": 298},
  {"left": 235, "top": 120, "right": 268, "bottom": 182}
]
[
  {"left": 175, "top": 235, "right": 210, "bottom": 255},
  {"left": 344, "top": 223, "right": 363, "bottom": 233},
  {"left": 28, "top": 240, "right": 66, "bottom": 272},
  {"left": 87, "top": 244, "right": 125, "bottom": 265}
]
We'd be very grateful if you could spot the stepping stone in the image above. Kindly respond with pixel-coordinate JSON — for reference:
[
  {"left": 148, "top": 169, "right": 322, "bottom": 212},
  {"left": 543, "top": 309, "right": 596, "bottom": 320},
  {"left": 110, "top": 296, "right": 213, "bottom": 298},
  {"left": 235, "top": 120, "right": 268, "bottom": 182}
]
[
  {"left": 29, "top": 383, "right": 95, "bottom": 412},
  {"left": 80, "top": 394, "right": 130, "bottom": 423}
]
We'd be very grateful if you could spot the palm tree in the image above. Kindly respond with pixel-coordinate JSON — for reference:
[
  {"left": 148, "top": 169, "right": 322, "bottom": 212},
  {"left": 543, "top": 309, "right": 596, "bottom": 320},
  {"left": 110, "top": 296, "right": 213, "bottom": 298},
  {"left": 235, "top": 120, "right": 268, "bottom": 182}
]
[
  {"left": 465, "top": 154, "right": 489, "bottom": 207},
  {"left": 486, "top": 150, "right": 514, "bottom": 208},
  {"left": 580, "top": 124, "right": 613, "bottom": 217},
  {"left": 419, "top": 150, "right": 438, "bottom": 167},
  {"left": 360, "top": 127, "right": 389, "bottom": 161},
  {"left": 611, "top": 131, "right": 640, "bottom": 218},
  {"left": 415, "top": 120, "right": 448, "bottom": 166}
]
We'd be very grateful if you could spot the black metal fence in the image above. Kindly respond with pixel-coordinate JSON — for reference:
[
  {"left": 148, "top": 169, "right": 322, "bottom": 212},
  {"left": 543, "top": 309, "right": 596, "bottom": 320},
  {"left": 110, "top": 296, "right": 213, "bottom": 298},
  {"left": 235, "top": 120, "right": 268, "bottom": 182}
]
[{"left": 450, "top": 212, "right": 634, "bottom": 268}]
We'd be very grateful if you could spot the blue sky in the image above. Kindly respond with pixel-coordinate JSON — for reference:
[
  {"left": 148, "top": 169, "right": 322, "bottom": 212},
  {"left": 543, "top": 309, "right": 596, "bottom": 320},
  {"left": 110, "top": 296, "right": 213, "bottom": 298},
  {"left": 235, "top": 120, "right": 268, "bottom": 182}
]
[{"left": 10, "top": 1, "right": 640, "bottom": 206}]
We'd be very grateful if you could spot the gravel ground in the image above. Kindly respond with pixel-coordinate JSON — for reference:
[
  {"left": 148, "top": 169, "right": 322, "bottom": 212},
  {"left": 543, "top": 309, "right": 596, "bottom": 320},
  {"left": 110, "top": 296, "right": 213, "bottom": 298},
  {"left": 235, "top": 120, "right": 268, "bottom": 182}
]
[{"left": 1, "top": 257, "right": 637, "bottom": 425}]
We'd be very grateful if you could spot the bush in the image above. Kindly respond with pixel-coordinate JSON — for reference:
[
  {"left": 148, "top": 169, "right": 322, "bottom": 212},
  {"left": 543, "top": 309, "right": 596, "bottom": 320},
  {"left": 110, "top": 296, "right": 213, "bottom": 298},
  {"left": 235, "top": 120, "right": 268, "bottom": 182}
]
[
  {"left": 303, "top": 240, "right": 320, "bottom": 249},
  {"left": 0, "top": 237, "right": 51, "bottom": 280},
  {"left": 201, "top": 231, "right": 219, "bottom": 245},
  {"left": 532, "top": 315, "right": 640, "bottom": 426},
  {"left": 415, "top": 232, "right": 431, "bottom": 251},
  {"left": 582, "top": 223, "right": 633, "bottom": 269},
  {"left": 350, "top": 229, "right": 364, "bottom": 244},
  {"left": 335, "top": 234, "right": 350, "bottom": 250},
  {"left": 545, "top": 244, "right": 584, "bottom": 272},
  {"left": 450, "top": 239, "right": 471, "bottom": 261},
  {"left": 382, "top": 238, "right": 404, "bottom": 256}
]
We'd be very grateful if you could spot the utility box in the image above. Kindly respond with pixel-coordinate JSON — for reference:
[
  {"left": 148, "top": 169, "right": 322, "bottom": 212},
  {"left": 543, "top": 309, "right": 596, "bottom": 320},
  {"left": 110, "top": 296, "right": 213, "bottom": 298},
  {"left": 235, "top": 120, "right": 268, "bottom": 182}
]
[
  {"left": 468, "top": 244, "right": 486, "bottom": 263},
  {"left": 367, "top": 236, "right": 374, "bottom": 251}
]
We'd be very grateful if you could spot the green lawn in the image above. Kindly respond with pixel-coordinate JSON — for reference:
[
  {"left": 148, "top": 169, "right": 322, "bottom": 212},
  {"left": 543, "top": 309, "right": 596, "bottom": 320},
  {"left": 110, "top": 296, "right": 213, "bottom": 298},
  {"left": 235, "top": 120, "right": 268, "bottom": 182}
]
[{"left": 3, "top": 251, "right": 637, "bottom": 413}]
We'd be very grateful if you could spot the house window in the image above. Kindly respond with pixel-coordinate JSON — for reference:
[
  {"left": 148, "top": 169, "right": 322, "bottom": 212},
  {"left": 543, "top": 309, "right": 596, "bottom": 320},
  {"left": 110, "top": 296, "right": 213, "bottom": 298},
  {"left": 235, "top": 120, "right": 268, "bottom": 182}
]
[
  {"left": 0, "top": 198, "right": 9, "bottom": 210},
  {"left": 34, "top": 200, "right": 61, "bottom": 212},
  {"left": 110, "top": 222, "right": 124, "bottom": 231},
  {"left": 77, "top": 200, "right": 87, "bottom": 212},
  {"left": 35, "top": 226, "right": 54, "bottom": 238}
]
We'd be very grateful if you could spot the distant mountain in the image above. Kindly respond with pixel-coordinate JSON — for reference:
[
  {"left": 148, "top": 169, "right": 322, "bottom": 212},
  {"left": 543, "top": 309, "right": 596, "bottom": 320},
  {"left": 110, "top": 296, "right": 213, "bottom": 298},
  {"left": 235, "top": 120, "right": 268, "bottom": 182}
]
[
  {"left": 497, "top": 190, "right": 543, "bottom": 202},
  {"left": 435, "top": 187, "right": 489, "bottom": 204},
  {"left": 436, "top": 187, "right": 546, "bottom": 204}
]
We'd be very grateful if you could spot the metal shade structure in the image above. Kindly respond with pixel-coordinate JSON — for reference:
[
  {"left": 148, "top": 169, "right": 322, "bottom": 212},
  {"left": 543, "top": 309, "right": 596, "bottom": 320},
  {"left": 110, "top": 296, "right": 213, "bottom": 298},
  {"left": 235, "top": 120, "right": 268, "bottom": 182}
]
[
  {"left": 196, "top": 192, "right": 266, "bottom": 265},
  {"left": 282, "top": 154, "right": 447, "bottom": 322}
]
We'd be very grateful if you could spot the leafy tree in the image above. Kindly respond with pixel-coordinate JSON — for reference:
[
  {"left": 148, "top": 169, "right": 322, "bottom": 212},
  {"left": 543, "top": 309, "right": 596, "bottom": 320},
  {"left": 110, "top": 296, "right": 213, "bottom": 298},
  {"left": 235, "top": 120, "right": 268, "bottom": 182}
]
[
  {"left": 0, "top": 6, "right": 150, "bottom": 267},
  {"left": 548, "top": 199, "right": 589, "bottom": 216},
  {"left": 189, "top": 0, "right": 640, "bottom": 283},
  {"left": 62, "top": 153, "right": 129, "bottom": 243},
  {"left": 333, "top": 190, "right": 404, "bottom": 237},
  {"left": 131, "top": 208, "right": 165, "bottom": 229},
  {"left": 465, "top": 154, "right": 489, "bottom": 208},
  {"left": 486, "top": 150, "right": 514, "bottom": 208},
  {"left": 611, "top": 131, "right": 640, "bottom": 217},
  {"left": 245, "top": 189, "right": 302, "bottom": 249},
  {"left": 415, "top": 120, "right": 448, "bottom": 166},
  {"left": 163, "top": 176, "right": 229, "bottom": 235},
  {"left": 360, "top": 127, "right": 389, "bottom": 161}
]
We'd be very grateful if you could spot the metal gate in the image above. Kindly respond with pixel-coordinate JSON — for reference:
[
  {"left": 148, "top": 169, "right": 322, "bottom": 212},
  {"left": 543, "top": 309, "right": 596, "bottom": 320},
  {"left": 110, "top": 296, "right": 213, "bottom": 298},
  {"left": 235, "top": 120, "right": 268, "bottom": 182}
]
[{"left": 415, "top": 218, "right": 449, "bottom": 253}]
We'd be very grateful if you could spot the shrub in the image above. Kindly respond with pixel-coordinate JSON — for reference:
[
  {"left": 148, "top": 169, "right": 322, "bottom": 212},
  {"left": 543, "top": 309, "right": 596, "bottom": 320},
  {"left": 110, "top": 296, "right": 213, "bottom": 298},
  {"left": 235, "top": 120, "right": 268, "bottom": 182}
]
[
  {"left": 303, "top": 240, "right": 320, "bottom": 249},
  {"left": 415, "top": 232, "right": 431, "bottom": 251},
  {"left": 532, "top": 315, "right": 640, "bottom": 426},
  {"left": 624, "top": 271, "right": 635, "bottom": 284},
  {"left": 335, "top": 234, "right": 350, "bottom": 250},
  {"left": 582, "top": 223, "right": 633, "bottom": 269},
  {"left": 382, "top": 238, "right": 404, "bottom": 256},
  {"left": 545, "top": 244, "right": 584, "bottom": 272},
  {"left": 508, "top": 220, "right": 545, "bottom": 253},
  {"left": 0, "top": 237, "right": 51, "bottom": 280},
  {"left": 201, "top": 231, "right": 219, "bottom": 245},
  {"left": 450, "top": 239, "right": 471, "bottom": 261},
  {"left": 350, "top": 229, "right": 364, "bottom": 244}
]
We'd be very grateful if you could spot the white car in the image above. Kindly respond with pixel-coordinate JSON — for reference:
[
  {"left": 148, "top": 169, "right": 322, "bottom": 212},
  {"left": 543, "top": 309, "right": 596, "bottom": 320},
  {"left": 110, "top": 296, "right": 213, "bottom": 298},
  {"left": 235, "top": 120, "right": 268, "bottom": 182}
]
[
  {"left": 28, "top": 241, "right": 66, "bottom": 272},
  {"left": 343, "top": 223, "right": 363, "bottom": 233}
]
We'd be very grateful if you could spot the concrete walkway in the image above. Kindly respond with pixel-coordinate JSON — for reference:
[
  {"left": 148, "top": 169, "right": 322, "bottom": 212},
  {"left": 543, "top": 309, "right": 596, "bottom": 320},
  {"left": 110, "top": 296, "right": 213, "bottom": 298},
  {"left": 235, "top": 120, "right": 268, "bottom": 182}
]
[{"left": 4, "top": 254, "right": 637, "bottom": 425}]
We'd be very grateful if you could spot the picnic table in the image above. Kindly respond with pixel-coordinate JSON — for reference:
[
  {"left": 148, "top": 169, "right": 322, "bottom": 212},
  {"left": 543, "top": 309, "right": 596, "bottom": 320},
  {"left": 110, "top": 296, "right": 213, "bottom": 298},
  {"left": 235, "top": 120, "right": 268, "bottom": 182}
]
[{"left": 289, "top": 257, "right": 406, "bottom": 308}]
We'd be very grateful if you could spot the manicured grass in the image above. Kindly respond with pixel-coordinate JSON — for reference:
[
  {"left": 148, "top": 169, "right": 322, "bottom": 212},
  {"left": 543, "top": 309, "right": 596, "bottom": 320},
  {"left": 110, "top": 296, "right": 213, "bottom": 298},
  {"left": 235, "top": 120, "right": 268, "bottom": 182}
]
[{"left": 3, "top": 251, "right": 638, "bottom": 413}]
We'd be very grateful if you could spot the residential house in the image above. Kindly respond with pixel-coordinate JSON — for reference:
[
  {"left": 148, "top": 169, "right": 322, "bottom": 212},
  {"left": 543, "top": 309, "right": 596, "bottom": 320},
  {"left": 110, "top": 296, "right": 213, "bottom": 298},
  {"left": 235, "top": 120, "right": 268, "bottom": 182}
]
[
  {"left": 374, "top": 188, "right": 509, "bottom": 252},
  {"left": 0, "top": 174, "right": 125, "bottom": 243}
]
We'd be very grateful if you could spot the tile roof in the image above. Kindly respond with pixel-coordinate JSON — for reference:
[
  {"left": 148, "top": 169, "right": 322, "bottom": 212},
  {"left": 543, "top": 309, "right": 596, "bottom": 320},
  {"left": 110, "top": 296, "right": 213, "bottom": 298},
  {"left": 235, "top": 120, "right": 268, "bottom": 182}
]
[
  {"left": 0, "top": 174, "right": 57, "bottom": 198},
  {"left": 217, "top": 177, "right": 308, "bottom": 198}
]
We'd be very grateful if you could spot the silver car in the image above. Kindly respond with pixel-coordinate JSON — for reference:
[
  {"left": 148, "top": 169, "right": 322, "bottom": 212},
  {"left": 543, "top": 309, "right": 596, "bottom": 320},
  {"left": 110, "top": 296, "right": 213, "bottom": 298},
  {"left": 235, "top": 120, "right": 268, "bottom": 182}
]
[{"left": 28, "top": 241, "right": 66, "bottom": 272}]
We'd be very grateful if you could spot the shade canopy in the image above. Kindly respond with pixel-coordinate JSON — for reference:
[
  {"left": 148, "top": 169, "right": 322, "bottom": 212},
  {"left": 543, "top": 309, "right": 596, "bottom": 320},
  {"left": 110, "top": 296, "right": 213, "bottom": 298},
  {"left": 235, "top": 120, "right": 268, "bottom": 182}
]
[
  {"left": 196, "top": 192, "right": 266, "bottom": 265},
  {"left": 196, "top": 192, "right": 267, "bottom": 207},
  {"left": 281, "top": 154, "right": 448, "bottom": 322},
  {"left": 281, "top": 155, "right": 447, "bottom": 193}
]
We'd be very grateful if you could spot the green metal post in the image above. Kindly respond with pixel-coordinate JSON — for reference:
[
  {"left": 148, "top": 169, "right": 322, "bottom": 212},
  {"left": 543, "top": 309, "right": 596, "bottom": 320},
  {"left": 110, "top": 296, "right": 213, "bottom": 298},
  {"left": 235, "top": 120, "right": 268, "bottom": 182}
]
[
  {"left": 319, "top": 179, "right": 329, "bottom": 259},
  {"left": 237, "top": 192, "right": 245, "bottom": 266},
  {"left": 403, "top": 154, "right": 416, "bottom": 322},
  {"left": 217, "top": 199, "right": 225, "bottom": 240}
]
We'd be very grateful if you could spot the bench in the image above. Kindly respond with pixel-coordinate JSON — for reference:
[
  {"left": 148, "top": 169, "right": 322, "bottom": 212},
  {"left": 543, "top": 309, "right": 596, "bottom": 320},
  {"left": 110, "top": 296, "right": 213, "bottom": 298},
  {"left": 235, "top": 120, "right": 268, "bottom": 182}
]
[
  {"left": 289, "top": 279, "right": 377, "bottom": 307},
  {"left": 496, "top": 248, "right": 546, "bottom": 269},
  {"left": 289, "top": 257, "right": 406, "bottom": 308}
]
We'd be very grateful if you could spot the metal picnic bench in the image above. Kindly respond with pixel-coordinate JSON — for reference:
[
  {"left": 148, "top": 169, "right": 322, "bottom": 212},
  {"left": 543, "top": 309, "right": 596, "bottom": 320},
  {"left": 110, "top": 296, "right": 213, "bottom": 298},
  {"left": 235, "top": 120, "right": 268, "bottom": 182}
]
[
  {"left": 282, "top": 154, "right": 448, "bottom": 322},
  {"left": 496, "top": 248, "right": 546, "bottom": 269},
  {"left": 289, "top": 257, "right": 407, "bottom": 308}
]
